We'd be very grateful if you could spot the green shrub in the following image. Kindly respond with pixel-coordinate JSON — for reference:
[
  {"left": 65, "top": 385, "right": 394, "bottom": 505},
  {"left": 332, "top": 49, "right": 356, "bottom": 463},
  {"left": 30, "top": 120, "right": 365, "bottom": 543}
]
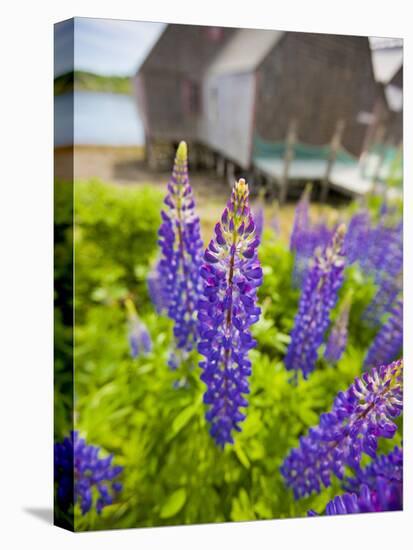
[{"left": 55, "top": 179, "right": 402, "bottom": 530}]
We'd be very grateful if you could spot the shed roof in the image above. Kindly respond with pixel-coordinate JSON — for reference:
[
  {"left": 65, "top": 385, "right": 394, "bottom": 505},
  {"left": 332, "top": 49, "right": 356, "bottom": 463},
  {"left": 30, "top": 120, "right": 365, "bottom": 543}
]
[
  {"left": 371, "top": 46, "right": 403, "bottom": 84},
  {"left": 207, "top": 28, "right": 283, "bottom": 76}
]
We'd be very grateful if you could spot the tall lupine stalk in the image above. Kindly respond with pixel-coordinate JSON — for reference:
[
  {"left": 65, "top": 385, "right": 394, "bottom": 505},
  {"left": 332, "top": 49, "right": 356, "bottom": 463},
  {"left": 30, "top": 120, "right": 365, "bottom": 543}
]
[
  {"left": 309, "top": 446, "right": 403, "bottom": 515},
  {"left": 157, "top": 142, "right": 204, "bottom": 363},
  {"left": 147, "top": 261, "right": 168, "bottom": 314},
  {"left": 324, "top": 294, "right": 351, "bottom": 363},
  {"left": 308, "top": 481, "right": 402, "bottom": 516},
  {"left": 198, "top": 179, "right": 262, "bottom": 447},
  {"left": 364, "top": 298, "right": 403, "bottom": 370},
  {"left": 360, "top": 220, "right": 402, "bottom": 279},
  {"left": 54, "top": 431, "right": 123, "bottom": 515},
  {"left": 290, "top": 185, "right": 311, "bottom": 252},
  {"left": 285, "top": 224, "right": 346, "bottom": 380},
  {"left": 363, "top": 273, "right": 402, "bottom": 327},
  {"left": 281, "top": 359, "right": 403, "bottom": 499},
  {"left": 362, "top": 221, "right": 403, "bottom": 327},
  {"left": 344, "top": 210, "right": 371, "bottom": 264},
  {"left": 345, "top": 212, "right": 402, "bottom": 322},
  {"left": 343, "top": 445, "right": 402, "bottom": 496},
  {"left": 290, "top": 187, "right": 333, "bottom": 286},
  {"left": 125, "top": 298, "right": 152, "bottom": 358}
]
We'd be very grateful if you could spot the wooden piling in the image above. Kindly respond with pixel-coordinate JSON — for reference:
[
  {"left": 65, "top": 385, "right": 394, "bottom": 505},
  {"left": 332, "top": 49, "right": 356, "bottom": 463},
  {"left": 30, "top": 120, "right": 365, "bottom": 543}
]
[{"left": 321, "top": 119, "right": 345, "bottom": 202}]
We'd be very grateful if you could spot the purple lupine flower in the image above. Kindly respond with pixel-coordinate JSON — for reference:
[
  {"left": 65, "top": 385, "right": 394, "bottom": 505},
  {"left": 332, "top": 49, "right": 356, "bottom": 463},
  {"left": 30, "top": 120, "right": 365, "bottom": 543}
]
[
  {"left": 290, "top": 185, "right": 311, "bottom": 252},
  {"left": 198, "top": 178, "right": 262, "bottom": 447},
  {"left": 125, "top": 298, "right": 152, "bottom": 358},
  {"left": 364, "top": 298, "right": 403, "bottom": 370},
  {"left": 147, "top": 262, "right": 168, "bottom": 314},
  {"left": 281, "top": 359, "right": 403, "bottom": 499},
  {"left": 292, "top": 221, "right": 333, "bottom": 287},
  {"left": 343, "top": 446, "right": 403, "bottom": 497},
  {"left": 308, "top": 481, "right": 402, "bottom": 516},
  {"left": 363, "top": 273, "right": 402, "bottom": 327},
  {"left": 285, "top": 224, "right": 346, "bottom": 380},
  {"left": 54, "top": 431, "right": 123, "bottom": 515},
  {"left": 157, "top": 141, "right": 204, "bottom": 358},
  {"left": 324, "top": 296, "right": 351, "bottom": 363},
  {"left": 344, "top": 210, "right": 371, "bottom": 264},
  {"left": 129, "top": 318, "right": 152, "bottom": 358},
  {"left": 362, "top": 221, "right": 402, "bottom": 326},
  {"left": 360, "top": 220, "right": 402, "bottom": 279}
]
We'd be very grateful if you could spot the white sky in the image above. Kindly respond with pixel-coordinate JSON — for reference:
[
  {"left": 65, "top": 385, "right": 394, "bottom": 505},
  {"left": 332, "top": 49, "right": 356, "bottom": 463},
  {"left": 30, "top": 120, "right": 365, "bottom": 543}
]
[
  {"left": 55, "top": 17, "right": 165, "bottom": 77},
  {"left": 54, "top": 19, "right": 401, "bottom": 79}
]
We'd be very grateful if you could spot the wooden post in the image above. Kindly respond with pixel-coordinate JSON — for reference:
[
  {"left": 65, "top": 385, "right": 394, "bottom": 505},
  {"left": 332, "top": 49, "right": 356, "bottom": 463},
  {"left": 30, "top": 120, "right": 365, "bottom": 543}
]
[
  {"left": 360, "top": 124, "right": 385, "bottom": 183},
  {"left": 226, "top": 161, "right": 235, "bottom": 188},
  {"left": 321, "top": 119, "right": 345, "bottom": 202},
  {"left": 359, "top": 101, "right": 382, "bottom": 174},
  {"left": 147, "top": 140, "right": 158, "bottom": 170},
  {"left": 371, "top": 132, "right": 390, "bottom": 196},
  {"left": 279, "top": 119, "right": 297, "bottom": 204}
]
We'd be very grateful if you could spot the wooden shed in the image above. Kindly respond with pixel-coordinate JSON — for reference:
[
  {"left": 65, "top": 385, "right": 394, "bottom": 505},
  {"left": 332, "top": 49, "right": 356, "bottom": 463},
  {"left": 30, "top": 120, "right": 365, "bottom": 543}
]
[
  {"left": 201, "top": 30, "right": 380, "bottom": 166},
  {"left": 134, "top": 24, "right": 236, "bottom": 167},
  {"left": 135, "top": 25, "right": 401, "bottom": 198}
]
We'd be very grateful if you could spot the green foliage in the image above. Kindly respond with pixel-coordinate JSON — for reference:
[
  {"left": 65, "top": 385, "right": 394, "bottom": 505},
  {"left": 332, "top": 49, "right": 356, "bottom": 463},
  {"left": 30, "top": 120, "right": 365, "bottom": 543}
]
[
  {"left": 74, "top": 180, "right": 163, "bottom": 321},
  {"left": 54, "top": 179, "right": 402, "bottom": 531},
  {"left": 54, "top": 70, "right": 133, "bottom": 96},
  {"left": 54, "top": 180, "right": 74, "bottom": 439}
]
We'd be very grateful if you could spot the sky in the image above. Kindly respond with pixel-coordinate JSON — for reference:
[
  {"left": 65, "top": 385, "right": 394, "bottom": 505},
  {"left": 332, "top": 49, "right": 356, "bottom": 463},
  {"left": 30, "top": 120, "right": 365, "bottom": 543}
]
[
  {"left": 54, "top": 17, "right": 165, "bottom": 77},
  {"left": 54, "top": 18, "right": 402, "bottom": 79}
]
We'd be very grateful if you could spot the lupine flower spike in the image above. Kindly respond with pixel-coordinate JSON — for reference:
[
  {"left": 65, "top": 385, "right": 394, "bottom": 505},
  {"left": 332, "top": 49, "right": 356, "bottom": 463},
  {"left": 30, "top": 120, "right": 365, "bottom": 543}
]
[
  {"left": 343, "top": 445, "right": 403, "bottom": 497},
  {"left": 363, "top": 273, "right": 402, "bottom": 328},
  {"left": 364, "top": 298, "right": 403, "bottom": 370},
  {"left": 198, "top": 178, "right": 262, "bottom": 447},
  {"left": 308, "top": 480, "right": 402, "bottom": 516},
  {"left": 290, "top": 184, "right": 311, "bottom": 252},
  {"left": 324, "top": 293, "right": 352, "bottom": 363},
  {"left": 157, "top": 141, "right": 204, "bottom": 363},
  {"left": 285, "top": 224, "right": 346, "bottom": 380},
  {"left": 281, "top": 359, "right": 403, "bottom": 499},
  {"left": 361, "top": 220, "right": 402, "bottom": 326},
  {"left": 54, "top": 431, "right": 123, "bottom": 515},
  {"left": 344, "top": 210, "right": 370, "bottom": 264},
  {"left": 310, "top": 445, "right": 403, "bottom": 515},
  {"left": 125, "top": 298, "right": 152, "bottom": 358},
  {"left": 147, "top": 262, "right": 168, "bottom": 314},
  {"left": 290, "top": 185, "right": 333, "bottom": 286}
]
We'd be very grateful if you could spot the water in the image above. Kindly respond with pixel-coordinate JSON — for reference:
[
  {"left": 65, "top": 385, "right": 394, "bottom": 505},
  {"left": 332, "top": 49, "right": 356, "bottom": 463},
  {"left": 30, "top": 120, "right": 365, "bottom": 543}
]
[{"left": 54, "top": 91, "right": 145, "bottom": 146}]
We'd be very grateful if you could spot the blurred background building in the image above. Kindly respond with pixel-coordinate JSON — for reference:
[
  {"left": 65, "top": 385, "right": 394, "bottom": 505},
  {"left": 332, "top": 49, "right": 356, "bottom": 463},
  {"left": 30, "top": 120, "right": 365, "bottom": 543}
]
[
  {"left": 135, "top": 25, "right": 402, "bottom": 199},
  {"left": 54, "top": 19, "right": 402, "bottom": 201}
]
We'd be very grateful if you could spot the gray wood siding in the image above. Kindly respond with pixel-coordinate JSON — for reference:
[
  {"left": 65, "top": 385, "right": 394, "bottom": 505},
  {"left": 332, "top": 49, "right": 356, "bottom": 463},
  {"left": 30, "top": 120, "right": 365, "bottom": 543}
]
[
  {"left": 200, "top": 72, "right": 256, "bottom": 168},
  {"left": 255, "top": 33, "right": 379, "bottom": 156},
  {"left": 137, "top": 25, "right": 236, "bottom": 142}
]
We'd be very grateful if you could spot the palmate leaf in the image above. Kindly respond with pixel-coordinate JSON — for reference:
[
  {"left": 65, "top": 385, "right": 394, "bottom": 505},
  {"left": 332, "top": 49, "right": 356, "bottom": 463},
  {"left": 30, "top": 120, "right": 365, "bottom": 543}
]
[
  {"left": 159, "top": 488, "right": 187, "bottom": 519},
  {"left": 70, "top": 179, "right": 403, "bottom": 530}
]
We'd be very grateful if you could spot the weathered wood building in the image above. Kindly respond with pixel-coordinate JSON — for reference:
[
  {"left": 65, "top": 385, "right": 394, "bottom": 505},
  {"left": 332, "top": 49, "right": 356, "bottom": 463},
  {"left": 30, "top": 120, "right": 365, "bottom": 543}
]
[
  {"left": 135, "top": 25, "right": 402, "bottom": 197},
  {"left": 134, "top": 24, "right": 236, "bottom": 166}
]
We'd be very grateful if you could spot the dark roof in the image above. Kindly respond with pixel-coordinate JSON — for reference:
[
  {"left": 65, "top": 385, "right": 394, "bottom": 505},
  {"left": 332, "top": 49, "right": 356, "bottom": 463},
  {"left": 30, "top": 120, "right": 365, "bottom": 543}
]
[
  {"left": 138, "top": 24, "right": 236, "bottom": 79},
  {"left": 206, "top": 28, "right": 283, "bottom": 76}
]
